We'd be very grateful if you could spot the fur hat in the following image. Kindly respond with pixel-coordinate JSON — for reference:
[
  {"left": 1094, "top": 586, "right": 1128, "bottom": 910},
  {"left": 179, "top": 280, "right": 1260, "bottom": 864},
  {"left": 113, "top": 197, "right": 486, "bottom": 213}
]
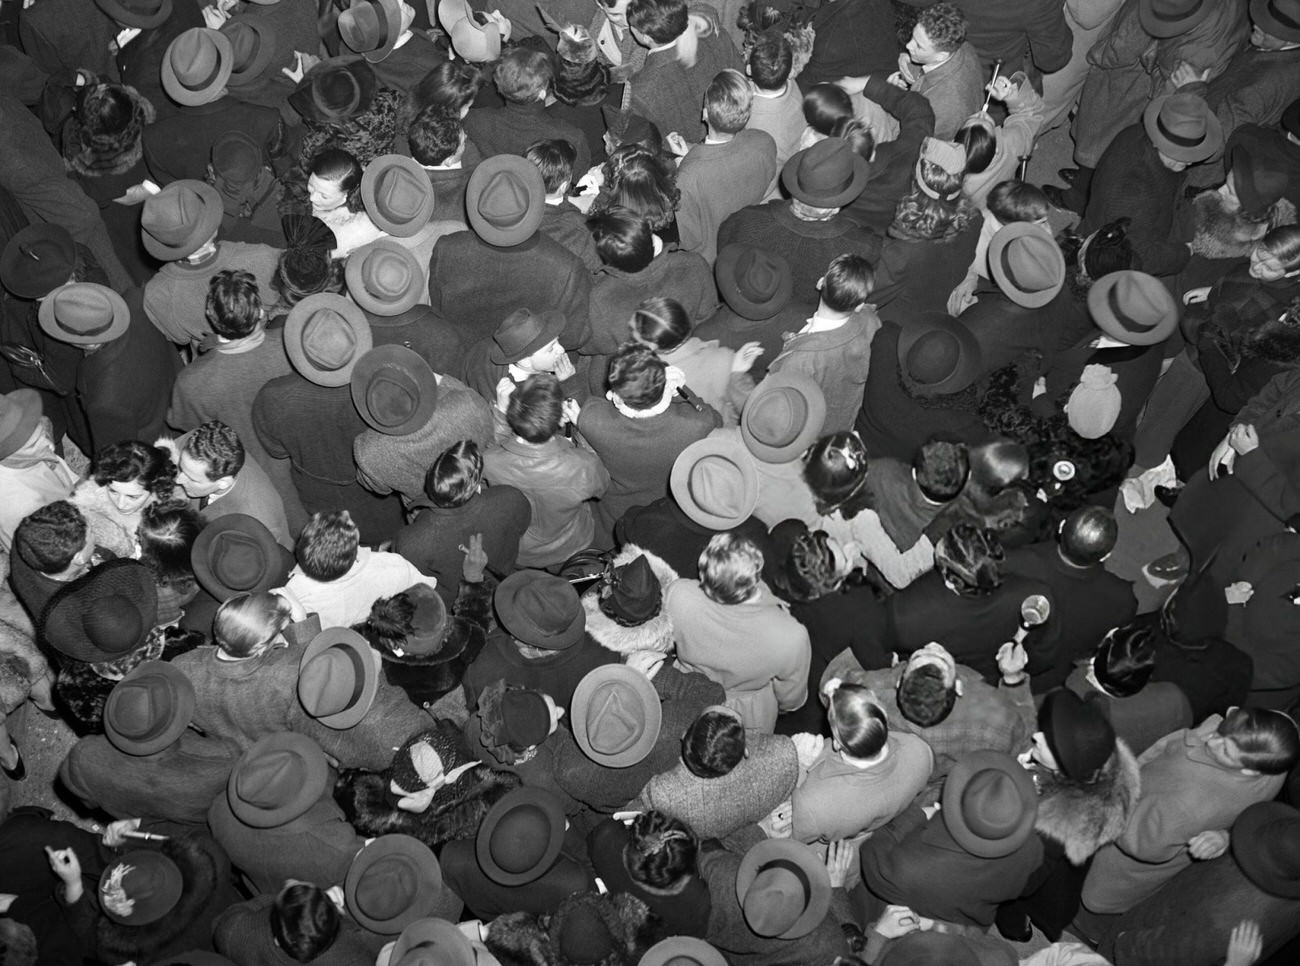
[{"left": 1039, "top": 689, "right": 1116, "bottom": 781}]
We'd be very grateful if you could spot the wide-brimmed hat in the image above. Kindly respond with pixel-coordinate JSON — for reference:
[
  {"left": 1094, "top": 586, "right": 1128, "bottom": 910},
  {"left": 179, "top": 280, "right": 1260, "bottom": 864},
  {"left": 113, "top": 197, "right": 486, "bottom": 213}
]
[
  {"left": 339, "top": 0, "right": 404, "bottom": 63},
  {"left": 99, "top": 850, "right": 183, "bottom": 925},
  {"left": 1232, "top": 801, "right": 1300, "bottom": 898},
  {"left": 95, "top": 0, "right": 172, "bottom": 29},
  {"left": 782, "top": 139, "right": 869, "bottom": 208},
  {"left": 1040, "top": 689, "right": 1115, "bottom": 782},
  {"left": 942, "top": 750, "right": 1038, "bottom": 858},
  {"left": 345, "top": 835, "right": 443, "bottom": 934},
  {"left": 1143, "top": 91, "right": 1223, "bottom": 163},
  {"left": 640, "top": 937, "right": 728, "bottom": 966},
  {"left": 476, "top": 787, "right": 567, "bottom": 885},
  {"left": 284, "top": 293, "right": 373, "bottom": 386},
  {"left": 141, "top": 180, "right": 224, "bottom": 260},
  {"left": 598, "top": 555, "right": 661, "bottom": 625},
  {"left": 1230, "top": 142, "right": 1289, "bottom": 219},
  {"left": 104, "top": 661, "right": 196, "bottom": 756},
  {"left": 37, "top": 282, "right": 129, "bottom": 345},
  {"left": 191, "top": 514, "right": 290, "bottom": 601},
  {"left": 466, "top": 155, "right": 546, "bottom": 247},
  {"left": 490, "top": 308, "right": 567, "bottom": 365},
  {"left": 288, "top": 57, "right": 378, "bottom": 123},
  {"left": 1254, "top": 0, "right": 1300, "bottom": 42},
  {"left": 494, "top": 571, "right": 585, "bottom": 650},
  {"left": 162, "top": 27, "right": 233, "bottom": 106},
  {"left": 715, "top": 245, "right": 794, "bottom": 319},
  {"left": 346, "top": 239, "right": 424, "bottom": 316},
  {"left": 570, "top": 664, "right": 662, "bottom": 767},
  {"left": 42, "top": 560, "right": 159, "bottom": 664},
  {"left": 1, "top": 224, "right": 76, "bottom": 299},
  {"left": 0, "top": 389, "right": 43, "bottom": 461},
  {"left": 298, "top": 627, "right": 382, "bottom": 729},
  {"left": 227, "top": 732, "right": 330, "bottom": 828},
  {"left": 350, "top": 344, "right": 438, "bottom": 436},
  {"left": 988, "top": 223, "right": 1065, "bottom": 308},
  {"left": 1087, "top": 270, "right": 1179, "bottom": 346},
  {"left": 1140, "top": 0, "right": 1213, "bottom": 38},
  {"left": 735, "top": 839, "right": 832, "bottom": 939},
  {"left": 438, "top": 0, "right": 502, "bottom": 62},
  {"left": 898, "top": 312, "right": 983, "bottom": 397},
  {"left": 376, "top": 584, "right": 469, "bottom": 666},
  {"left": 741, "top": 373, "right": 827, "bottom": 463},
  {"left": 222, "top": 18, "right": 277, "bottom": 89},
  {"left": 670, "top": 436, "right": 759, "bottom": 529},
  {"left": 391, "top": 918, "right": 476, "bottom": 966},
  {"left": 362, "top": 155, "right": 436, "bottom": 237}
]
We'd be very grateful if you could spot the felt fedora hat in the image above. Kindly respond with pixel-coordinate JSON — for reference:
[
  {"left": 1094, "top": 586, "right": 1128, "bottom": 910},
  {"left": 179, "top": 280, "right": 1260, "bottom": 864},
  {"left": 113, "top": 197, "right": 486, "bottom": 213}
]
[
  {"left": 898, "top": 311, "right": 983, "bottom": 397},
  {"left": 740, "top": 372, "right": 827, "bottom": 463},
  {"left": 494, "top": 570, "right": 585, "bottom": 650},
  {"left": 104, "top": 661, "right": 196, "bottom": 756},
  {"left": 1232, "top": 801, "right": 1300, "bottom": 898},
  {"left": 345, "top": 835, "right": 443, "bottom": 934},
  {"left": 735, "top": 839, "right": 833, "bottom": 939},
  {"left": 339, "top": 0, "right": 404, "bottom": 63},
  {"left": 298, "top": 627, "right": 382, "bottom": 730},
  {"left": 96, "top": 0, "right": 172, "bottom": 29},
  {"left": 475, "top": 787, "right": 567, "bottom": 885},
  {"left": 1, "top": 224, "right": 76, "bottom": 299},
  {"left": 715, "top": 245, "right": 794, "bottom": 320},
  {"left": 391, "top": 918, "right": 476, "bottom": 966},
  {"left": 162, "top": 28, "right": 234, "bottom": 107},
  {"left": 227, "top": 732, "right": 330, "bottom": 827},
  {"left": 639, "top": 937, "right": 729, "bottom": 966},
  {"left": 570, "top": 664, "right": 663, "bottom": 767},
  {"left": 222, "top": 17, "right": 277, "bottom": 89},
  {"left": 346, "top": 239, "right": 425, "bottom": 316},
  {"left": 1253, "top": 0, "right": 1300, "bottom": 42},
  {"left": 38, "top": 282, "right": 129, "bottom": 345},
  {"left": 598, "top": 555, "right": 662, "bottom": 625},
  {"left": 988, "top": 223, "right": 1065, "bottom": 308},
  {"left": 942, "top": 750, "right": 1038, "bottom": 858},
  {"left": 362, "top": 155, "right": 437, "bottom": 237},
  {"left": 41, "top": 559, "right": 159, "bottom": 664},
  {"left": 465, "top": 155, "right": 546, "bottom": 247},
  {"left": 490, "top": 308, "right": 567, "bottom": 365},
  {"left": 191, "top": 514, "right": 290, "bottom": 601},
  {"left": 350, "top": 344, "right": 439, "bottom": 436},
  {"left": 289, "top": 57, "right": 378, "bottom": 123},
  {"left": 781, "top": 138, "right": 869, "bottom": 209},
  {"left": 1143, "top": 91, "right": 1223, "bottom": 163},
  {"left": 438, "top": 0, "right": 502, "bottom": 62},
  {"left": 98, "top": 850, "right": 183, "bottom": 925},
  {"left": 1230, "top": 142, "right": 1289, "bottom": 219},
  {"left": 1087, "top": 270, "right": 1179, "bottom": 346},
  {"left": 1140, "top": 0, "right": 1213, "bottom": 37},
  {"left": 284, "top": 293, "right": 373, "bottom": 386},
  {"left": 0, "top": 389, "right": 43, "bottom": 461},
  {"left": 670, "top": 435, "right": 760, "bottom": 530},
  {"left": 141, "top": 179, "right": 224, "bottom": 260}
]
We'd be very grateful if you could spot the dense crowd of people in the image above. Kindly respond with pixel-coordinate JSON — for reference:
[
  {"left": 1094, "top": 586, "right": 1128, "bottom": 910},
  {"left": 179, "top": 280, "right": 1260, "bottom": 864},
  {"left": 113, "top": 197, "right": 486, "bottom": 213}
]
[{"left": 1, "top": 0, "right": 1300, "bottom": 964}]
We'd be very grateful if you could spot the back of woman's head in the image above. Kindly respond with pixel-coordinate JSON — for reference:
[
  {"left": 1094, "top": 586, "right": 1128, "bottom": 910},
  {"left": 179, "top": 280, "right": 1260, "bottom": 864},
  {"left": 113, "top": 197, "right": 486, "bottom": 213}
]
[
  {"left": 1093, "top": 622, "right": 1157, "bottom": 698},
  {"left": 967, "top": 440, "right": 1029, "bottom": 495},
  {"left": 698, "top": 533, "right": 765, "bottom": 605},
  {"left": 826, "top": 680, "right": 889, "bottom": 759},
  {"left": 624, "top": 810, "right": 699, "bottom": 890},
  {"left": 802, "top": 84, "right": 853, "bottom": 136},
  {"left": 597, "top": 145, "right": 680, "bottom": 232},
  {"left": 1260, "top": 224, "right": 1300, "bottom": 269},
  {"left": 681, "top": 707, "right": 746, "bottom": 777},
  {"left": 935, "top": 524, "right": 1004, "bottom": 596},
  {"left": 270, "top": 881, "right": 340, "bottom": 963},
  {"left": 631, "top": 297, "right": 691, "bottom": 351},
  {"left": 214, "top": 591, "right": 293, "bottom": 657},
  {"left": 803, "top": 432, "right": 870, "bottom": 517},
  {"left": 409, "top": 60, "right": 484, "bottom": 117},
  {"left": 423, "top": 440, "right": 483, "bottom": 508},
  {"left": 76, "top": 82, "right": 141, "bottom": 142},
  {"left": 1080, "top": 218, "right": 1136, "bottom": 280},
  {"left": 956, "top": 118, "right": 997, "bottom": 176},
  {"left": 137, "top": 500, "right": 202, "bottom": 587},
  {"left": 987, "top": 180, "right": 1050, "bottom": 226}
]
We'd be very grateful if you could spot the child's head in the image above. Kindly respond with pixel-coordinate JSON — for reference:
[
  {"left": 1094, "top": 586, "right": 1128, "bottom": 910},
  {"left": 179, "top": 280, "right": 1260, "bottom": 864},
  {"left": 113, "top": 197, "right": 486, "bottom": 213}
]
[
  {"left": 818, "top": 253, "right": 874, "bottom": 311},
  {"left": 214, "top": 591, "right": 293, "bottom": 658},
  {"left": 295, "top": 510, "right": 360, "bottom": 582}
]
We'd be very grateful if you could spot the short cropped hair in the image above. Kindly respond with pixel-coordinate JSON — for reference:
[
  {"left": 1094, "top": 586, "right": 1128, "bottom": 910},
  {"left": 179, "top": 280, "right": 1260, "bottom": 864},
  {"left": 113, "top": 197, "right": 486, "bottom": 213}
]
[
  {"left": 495, "top": 47, "right": 552, "bottom": 104},
  {"left": 270, "top": 881, "right": 340, "bottom": 963},
  {"left": 827, "top": 680, "right": 889, "bottom": 759},
  {"left": 589, "top": 207, "right": 654, "bottom": 273},
  {"left": 897, "top": 663, "right": 957, "bottom": 727},
  {"left": 205, "top": 269, "right": 262, "bottom": 340},
  {"left": 681, "top": 707, "right": 746, "bottom": 777},
  {"left": 1059, "top": 505, "right": 1118, "bottom": 566},
  {"left": 698, "top": 533, "right": 765, "bottom": 605},
  {"left": 424, "top": 440, "right": 483, "bottom": 508},
  {"left": 507, "top": 373, "right": 564, "bottom": 444},
  {"left": 988, "top": 180, "right": 1050, "bottom": 225},
  {"left": 213, "top": 591, "right": 293, "bottom": 658},
  {"left": 1219, "top": 707, "right": 1300, "bottom": 775},
  {"left": 820, "top": 254, "right": 874, "bottom": 311},
  {"left": 408, "top": 106, "right": 463, "bottom": 166},
  {"left": 705, "top": 69, "right": 752, "bottom": 134},
  {"left": 631, "top": 297, "right": 691, "bottom": 352},
  {"left": 14, "top": 501, "right": 87, "bottom": 574},
  {"left": 295, "top": 510, "right": 360, "bottom": 582},
  {"left": 914, "top": 439, "right": 970, "bottom": 503},
  {"left": 525, "top": 138, "right": 577, "bottom": 194},
  {"left": 748, "top": 31, "right": 793, "bottom": 90},
  {"left": 919, "top": 2, "right": 967, "bottom": 52},
  {"left": 628, "top": 0, "right": 688, "bottom": 44},
  {"left": 185, "top": 421, "right": 245, "bottom": 480},
  {"left": 607, "top": 341, "right": 667, "bottom": 409}
]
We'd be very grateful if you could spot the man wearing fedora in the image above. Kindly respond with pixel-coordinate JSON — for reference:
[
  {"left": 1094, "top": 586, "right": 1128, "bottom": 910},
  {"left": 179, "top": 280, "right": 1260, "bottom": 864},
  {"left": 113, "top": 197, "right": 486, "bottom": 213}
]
[
  {"left": 339, "top": 0, "right": 442, "bottom": 93},
  {"left": 104, "top": 0, "right": 208, "bottom": 125}
]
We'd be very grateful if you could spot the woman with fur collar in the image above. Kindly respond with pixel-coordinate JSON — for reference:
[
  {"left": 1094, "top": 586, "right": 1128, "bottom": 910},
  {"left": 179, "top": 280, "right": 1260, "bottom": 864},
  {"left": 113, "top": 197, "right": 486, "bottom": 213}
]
[
  {"left": 579, "top": 546, "right": 677, "bottom": 663},
  {"left": 995, "top": 689, "right": 1140, "bottom": 943}
]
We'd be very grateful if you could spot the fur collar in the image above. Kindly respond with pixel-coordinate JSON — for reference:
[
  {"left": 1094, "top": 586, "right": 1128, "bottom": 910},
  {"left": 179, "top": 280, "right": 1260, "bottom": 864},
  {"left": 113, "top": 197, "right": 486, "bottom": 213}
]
[
  {"left": 581, "top": 545, "right": 679, "bottom": 656},
  {"left": 1189, "top": 189, "right": 1298, "bottom": 260},
  {"left": 96, "top": 834, "right": 220, "bottom": 960},
  {"left": 1033, "top": 738, "right": 1140, "bottom": 865},
  {"left": 63, "top": 85, "right": 156, "bottom": 178}
]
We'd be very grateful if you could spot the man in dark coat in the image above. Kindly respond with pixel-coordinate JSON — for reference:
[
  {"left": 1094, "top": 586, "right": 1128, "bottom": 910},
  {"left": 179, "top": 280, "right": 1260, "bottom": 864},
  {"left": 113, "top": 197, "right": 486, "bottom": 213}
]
[
  {"left": 21, "top": 0, "right": 119, "bottom": 79},
  {"left": 841, "top": 75, "right": 937, "bottom": 233},
  {"left": 110, "top": 0, "right": 206, "bottom": 123},
  {"left": 799, "top": 0, "right": 901, "bottom": 89}
]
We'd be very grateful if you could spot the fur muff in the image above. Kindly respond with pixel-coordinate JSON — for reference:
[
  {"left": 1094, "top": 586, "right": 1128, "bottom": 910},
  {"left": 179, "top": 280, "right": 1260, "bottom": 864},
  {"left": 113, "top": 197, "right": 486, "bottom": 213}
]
[
  {"left": 62, "top": 83, "right": 156, "bottom": 178},
  {"left": 1033, "top": 738, "right": 1141, "bottom": 866},
  {"left": 1189, "top": 190, "right": 1298, "bottom": 260},
  {"left": 96, "top": 834, "right": 221, "bottom": 962},
  {"left": 580, "top": 545, "right": 678, "bottom": 658},
  {"left": 486, "top": 892, "right": 663, "bottom": 966}
]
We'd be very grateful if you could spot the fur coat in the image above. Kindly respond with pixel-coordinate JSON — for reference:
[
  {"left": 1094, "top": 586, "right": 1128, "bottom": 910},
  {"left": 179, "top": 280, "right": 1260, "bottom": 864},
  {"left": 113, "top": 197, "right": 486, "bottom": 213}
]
[
  {"left": 62, "top": 82, "right": 156, "bottom": 179},
  {"left": 580, "top": 546, "right": 678, "bottom": 660},
  {"left": 1188, "top": 190, "right": 1298, "bottom": 260},
  {"left": 1033, "top": 739, "right": 1141, "bottom": 866}
]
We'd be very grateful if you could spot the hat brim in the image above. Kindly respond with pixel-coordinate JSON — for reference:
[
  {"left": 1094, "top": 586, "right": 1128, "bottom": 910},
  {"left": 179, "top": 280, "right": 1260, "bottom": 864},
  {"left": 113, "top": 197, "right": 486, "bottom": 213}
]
[
  {"left": 670, "top": 435, "right": 760, "bottom": 530},
  {"left": 781, "top": 147, "right": 870, "bottom": 208},
  {"left": 284, "top": 293, "right": 374, "bottom": 386},
  {"left": 346, "top": 834, "right": 443, "bottom": 934},
  {"left": 191, "top": 514, "right": 290, "bottom": 601},
  {"left": 96, "top": 0, "right": 173, "bottom": 29},
  {"left": 488, "top": 311, "right": 568, "bottom": 366},
  {"left": 37, "top": 283, "right": 131, "bottom": 345},
  {"left": 987, "top": 223, "right": 1065, "bottom": 309},
  {"left": 639, "top": 937, "right": 729, "bottom": 966},
  {"left": 1086, "top": 271, "right": 1179, "bottom": 346},
  {"left": 941, "top": 751, "right": 1037, "bottom": 859},
  {"left": 1139, "top": 0, "right": 1214, "bottom": 38},
  {"left": 349, "top": 0, "right": 403, "bottom": 63},
  {"left": 0, "top": 388, "right": 43, "bottom": 461},
  {"left": 161, "top": 30, "right": 235, "bottom": 107},
  {"left": 494, "top": 572, "right": 585, "bottom": 650},
  {"left": 40, "top": 559, "right": 159, "bottom": 664},
  {"left": 299, "top": 627, "right": 382, "bottom": 730},
  {"left": 345, "top": 240, "right": 425, "bottom": 317},
  {"left": 465, "top": 157, "right": 546, "bottom": 247},
  {"left": 1143, "top": 93, "right": 1223, "bottom": 163},
  {"left": 897, "top": 312, "right": 984, "bottom": 397},
  {"left": 715, "top": 244, "right": 794, "bottom": 320},
  {"left": 1232, "top": 801, "right": 1300, "bottom": 898},
  {"left": 142, "top": 181, "right": 224, "bottom": 260},
  {"left": 227, "top": 731, "right": 330, "bottom": 828},
  {"left": 104, "top": 661, "right": 196, "bottom": 756},
  {"left": 361, "top": 155, "right": 438, "bottom": 238},
  {"left": 350, "top": 344, "right": 439, "bottom": 436},
  {"left": 225, "top": 19, "right": 277, "bottom": 88},
  {"left": 570, "top": 664, "right": 663, "bottom": 767},
  {"left": 735, "top": 838, "right": 833, "bottom": 939},
  {"left": 740, "top": 372, "right": 828, "bottom": 463},
  {"left": 1252, "top": 0, "right": 1300, "bottom": 42},
  {"left": 1, "top": 225, "right": 77, "bottom": 299},
  {"left": 392, "top": 919, "right": 476, "bottom": 966},
  {"left": 476, "top": 788, "right": 567, "bottom": 886}
]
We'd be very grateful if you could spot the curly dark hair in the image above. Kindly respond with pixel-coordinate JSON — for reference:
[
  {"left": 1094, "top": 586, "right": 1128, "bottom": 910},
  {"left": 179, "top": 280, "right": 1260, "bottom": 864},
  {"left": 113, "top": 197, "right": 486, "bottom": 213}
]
[
  {"left": 91, "top": 441, "right": 177, "bottom": 500},
  {"left": 590, "top": 144, "right": 680, "bottom": 234}
]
